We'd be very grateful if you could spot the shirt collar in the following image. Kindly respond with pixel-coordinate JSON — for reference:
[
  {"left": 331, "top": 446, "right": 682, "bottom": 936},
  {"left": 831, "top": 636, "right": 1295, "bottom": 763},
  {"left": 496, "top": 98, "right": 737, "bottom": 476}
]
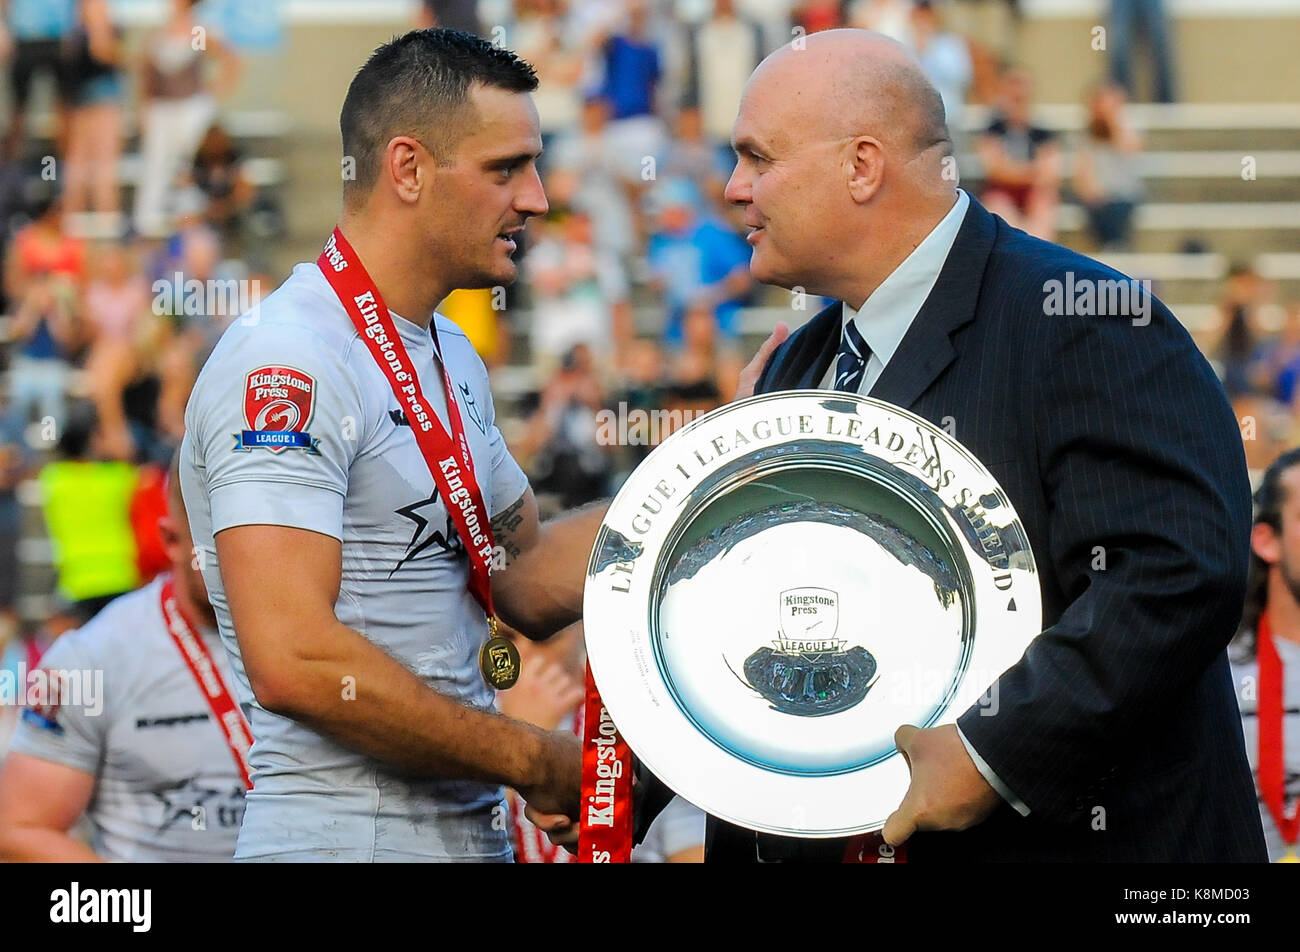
[{"left": 840, "top": 188, "right": 969, "bottom": 366}]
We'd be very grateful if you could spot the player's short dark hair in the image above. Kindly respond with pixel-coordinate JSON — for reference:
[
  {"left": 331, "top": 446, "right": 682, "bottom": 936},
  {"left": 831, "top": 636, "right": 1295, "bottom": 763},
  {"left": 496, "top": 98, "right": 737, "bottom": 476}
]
[
  {"left": 1236, "top": 447, "right": 1300, "bottom": 650},
  {"left": 340, "top": 29, "right": 538, "bottom": 208},
  {"left": 1254, "top": 449, "right": 1300, "bottom": 532}
]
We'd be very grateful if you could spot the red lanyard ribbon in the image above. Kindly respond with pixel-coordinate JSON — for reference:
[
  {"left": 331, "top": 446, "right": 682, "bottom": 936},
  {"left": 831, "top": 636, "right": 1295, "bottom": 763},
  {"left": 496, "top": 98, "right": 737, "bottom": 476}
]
[
  {"left": 161, "top": 576, "right": 254, "bottom": 790},
  {"left": 316, "top": 228, "right": 496, "bottom": 618},
  {"left": 23, "top": 635, "right": 43, "bottom": 671},
  {"left": 578, "top": 663, "right": 634, "bottom": 862},
  {"left": 843, "top": 831, "right": 908, "bottom": 863},
  {"left": 1258, "top": 612, "right": 1299, "bottom": 846}
]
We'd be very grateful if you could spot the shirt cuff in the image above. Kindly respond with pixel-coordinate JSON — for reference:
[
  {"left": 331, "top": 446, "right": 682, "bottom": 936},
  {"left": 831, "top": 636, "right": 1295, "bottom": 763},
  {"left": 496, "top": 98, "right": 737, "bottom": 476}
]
[
  {"left": 956, "top": 724, "right": 1030, "bottom": 817},
  {"left": 209, "top": 478, "right": 344, "bottom": 541}
]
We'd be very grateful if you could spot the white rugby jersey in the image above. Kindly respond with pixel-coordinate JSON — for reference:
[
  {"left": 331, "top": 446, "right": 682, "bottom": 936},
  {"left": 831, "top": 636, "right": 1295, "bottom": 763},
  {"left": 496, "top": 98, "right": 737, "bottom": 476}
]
[
  {"left": 8, "top": 575, "right": 246, "bottom": 862},
  {"left": 180, "top": 261, "right": 529, "bottom": 862},
  {"left": 1231, "top": 636, "right": 1300, "bottom": 862}
]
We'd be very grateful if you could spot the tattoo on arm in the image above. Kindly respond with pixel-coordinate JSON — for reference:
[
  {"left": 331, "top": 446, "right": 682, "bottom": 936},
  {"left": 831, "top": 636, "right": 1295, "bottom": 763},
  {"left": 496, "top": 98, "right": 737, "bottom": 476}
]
[{"left": 491, "top": 496, "right": 526, "bottom": 562}]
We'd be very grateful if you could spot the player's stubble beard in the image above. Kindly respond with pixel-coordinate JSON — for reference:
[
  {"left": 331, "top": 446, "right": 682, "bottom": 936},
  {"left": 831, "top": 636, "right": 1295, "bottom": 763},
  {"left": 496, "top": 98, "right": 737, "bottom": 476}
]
[
  {"left": 430, "top": 214, "right": 521, "bottom": 293},
  {"left": 1276, "top": 549, "right": 1300, "bottom": 607}
]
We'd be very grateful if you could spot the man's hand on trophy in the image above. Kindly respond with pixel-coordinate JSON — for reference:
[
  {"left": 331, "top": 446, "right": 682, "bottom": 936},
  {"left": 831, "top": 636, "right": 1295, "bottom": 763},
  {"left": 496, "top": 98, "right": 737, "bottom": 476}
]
[
  {"left": 734, "top": 322, "right": 790, "bottom": 400},
  {"left": 881, "top": 724, "right": 1001, "bottom": 846}
]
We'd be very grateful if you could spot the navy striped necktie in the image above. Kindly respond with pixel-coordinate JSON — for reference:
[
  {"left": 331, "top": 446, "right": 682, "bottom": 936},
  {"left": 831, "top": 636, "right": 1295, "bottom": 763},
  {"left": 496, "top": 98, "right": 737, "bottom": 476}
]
[{"left": 833, "top": 320, "right": 871, "bottom": 392}]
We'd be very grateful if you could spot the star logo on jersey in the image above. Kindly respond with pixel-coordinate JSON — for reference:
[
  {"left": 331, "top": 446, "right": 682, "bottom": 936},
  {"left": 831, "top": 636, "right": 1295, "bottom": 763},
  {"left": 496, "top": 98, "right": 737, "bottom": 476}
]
[
  {"left": 233, "top": 365, "right": 321, "bottom": 454},
  {"left": 459, "top": 381, "right": 487, "bottom": 435},
  {"left": 389, "top": 491, "right": 465, "bottom": 576},
  {"left": 153, "top": 775, "right": 246, "bottom": 833}
]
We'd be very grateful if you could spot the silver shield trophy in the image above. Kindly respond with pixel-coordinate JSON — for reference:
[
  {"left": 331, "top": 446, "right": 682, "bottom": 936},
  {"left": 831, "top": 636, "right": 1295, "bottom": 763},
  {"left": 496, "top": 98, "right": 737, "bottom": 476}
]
[{"left": 583, "top": 392, "right": 1042, "bottom": 837}]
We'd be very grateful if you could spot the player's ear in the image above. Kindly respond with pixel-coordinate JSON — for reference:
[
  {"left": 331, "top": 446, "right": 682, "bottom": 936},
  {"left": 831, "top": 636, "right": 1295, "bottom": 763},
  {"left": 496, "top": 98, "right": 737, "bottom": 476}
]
[
  {"left": 1251, "top": 522, "right": 1281, "bottom": 565},
  {"left": 158, "top": 515, "right": 182, "bottom": 562},
  {"left": 385, "top": 136, "right": 426, "bottom": 205}
]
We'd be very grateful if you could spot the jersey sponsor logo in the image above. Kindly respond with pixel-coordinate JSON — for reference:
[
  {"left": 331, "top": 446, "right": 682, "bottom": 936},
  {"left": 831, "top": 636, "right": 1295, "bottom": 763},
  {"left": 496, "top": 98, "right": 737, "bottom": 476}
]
[
  {"left": 135, "top": 712, "right": 211, "bottom": 730},
  {"left": 389, "top": 408, "right": 411, "bottom": 428},
  {"left": 9, "top": 664, "right": 106, "bottom": 733},
  {"left": 459, "top": 381, "right": 487, "bottom": 435},
  {"left": 233, "top": 365, "right": 321, "bottom": 454},
  {"left": 21, "top": 705, "right": 63, "bottom": 735}
]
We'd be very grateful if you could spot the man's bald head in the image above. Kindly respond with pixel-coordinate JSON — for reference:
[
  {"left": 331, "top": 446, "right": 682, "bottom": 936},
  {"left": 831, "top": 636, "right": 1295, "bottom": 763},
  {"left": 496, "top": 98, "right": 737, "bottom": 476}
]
[
  {"left": 749, "top": 29, "right": 951, "bottom": 160},
  {"left": 724, "top": 29, "right": 960, "bottom": 307}
]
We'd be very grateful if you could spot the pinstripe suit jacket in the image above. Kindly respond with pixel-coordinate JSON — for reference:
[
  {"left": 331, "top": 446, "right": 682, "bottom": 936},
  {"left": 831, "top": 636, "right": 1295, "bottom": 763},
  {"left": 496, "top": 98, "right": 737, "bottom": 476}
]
[{"left": 693, "top": 196, "right": 1267, "bottom": 862}]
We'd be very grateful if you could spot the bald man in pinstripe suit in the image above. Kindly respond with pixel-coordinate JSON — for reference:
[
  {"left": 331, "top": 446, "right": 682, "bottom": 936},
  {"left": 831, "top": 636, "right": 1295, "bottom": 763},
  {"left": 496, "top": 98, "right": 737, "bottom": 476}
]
[{"left": 632, "top": 29, "right": 1266, "bottom": 862}]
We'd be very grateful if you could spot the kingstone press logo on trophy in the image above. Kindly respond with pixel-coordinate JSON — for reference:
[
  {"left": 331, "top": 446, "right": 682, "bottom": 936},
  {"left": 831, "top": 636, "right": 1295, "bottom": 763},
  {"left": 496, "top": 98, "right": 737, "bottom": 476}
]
[
  {"left": 580, "top": 391, "right": 1043, "bottom": 848},
  {"left": 741, "top": 586, "right": 879, "bottom": 717}
]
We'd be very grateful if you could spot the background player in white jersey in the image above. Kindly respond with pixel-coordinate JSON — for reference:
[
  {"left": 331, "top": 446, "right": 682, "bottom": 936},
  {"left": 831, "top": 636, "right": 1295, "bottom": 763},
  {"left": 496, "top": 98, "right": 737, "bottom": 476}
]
[
  {"left": 0, "top": 458, "right": 248, "bottom": 862},
  {"left": 1231, "top": 448, "right": 1300, "bottom": 861},
  {"left": 181, "top": 30, "right": 603, "bottom": 861}
]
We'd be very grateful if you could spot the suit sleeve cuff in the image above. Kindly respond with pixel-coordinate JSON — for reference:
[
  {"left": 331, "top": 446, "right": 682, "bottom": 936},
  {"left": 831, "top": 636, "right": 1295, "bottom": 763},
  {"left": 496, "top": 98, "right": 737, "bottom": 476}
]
[{"left": 956, "top": 724, "right": 1031, "bottom": 817}]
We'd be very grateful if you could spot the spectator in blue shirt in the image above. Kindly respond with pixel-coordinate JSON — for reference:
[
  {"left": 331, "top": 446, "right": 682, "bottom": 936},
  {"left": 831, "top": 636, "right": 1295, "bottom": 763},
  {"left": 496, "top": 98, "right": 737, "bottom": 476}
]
[
  {"left": 595, "top": 0, "right": 668, "bottom": 190},
  {"left": 646, "top": 178, "right": 753, "bottom": 346}
]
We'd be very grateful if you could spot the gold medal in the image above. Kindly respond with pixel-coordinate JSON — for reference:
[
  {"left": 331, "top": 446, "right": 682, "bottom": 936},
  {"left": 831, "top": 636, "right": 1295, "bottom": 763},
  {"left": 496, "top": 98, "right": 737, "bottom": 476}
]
[
  {"left": 479, "top": 617, "right": 520, "bottom": 690},
  {"left": 1281, "top": 846, "right": 1299, "bottom": 863}
]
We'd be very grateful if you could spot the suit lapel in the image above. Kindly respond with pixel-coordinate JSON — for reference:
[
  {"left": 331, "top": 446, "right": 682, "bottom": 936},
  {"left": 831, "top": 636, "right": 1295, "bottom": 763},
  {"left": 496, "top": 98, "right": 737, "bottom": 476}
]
[
  {"left": 868, "top": 197, "right": 999, "bottom": 410},
  {"left": 796, "top": 302, "right": 842, "bottom": 389},
  {"left": 761, "top": 300, "right": 841, "bottom": 391}
]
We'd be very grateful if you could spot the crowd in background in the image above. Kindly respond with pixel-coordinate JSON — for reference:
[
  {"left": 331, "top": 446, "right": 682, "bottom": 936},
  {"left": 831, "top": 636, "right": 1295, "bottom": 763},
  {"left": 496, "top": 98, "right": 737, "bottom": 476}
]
[
  {"left": 0, "top": 0, "right": 284, "bottom": 660},
  {"left": 0, "top": 0, "right": 1294, "bottom": 859}
]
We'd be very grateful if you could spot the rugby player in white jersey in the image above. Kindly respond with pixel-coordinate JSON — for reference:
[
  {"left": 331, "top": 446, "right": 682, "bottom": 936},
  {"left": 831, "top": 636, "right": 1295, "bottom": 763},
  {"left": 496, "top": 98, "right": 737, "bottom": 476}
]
[
  {"left": 0, "top": 458, "right": 251, "bottom": 862},
  {"left": 180, "top": 29, "right": 602, "bottom": 862}
]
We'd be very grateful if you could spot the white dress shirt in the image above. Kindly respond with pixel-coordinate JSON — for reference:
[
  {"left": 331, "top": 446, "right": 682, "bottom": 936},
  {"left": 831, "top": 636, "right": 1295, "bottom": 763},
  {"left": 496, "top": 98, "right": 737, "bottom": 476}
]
[
  {"left": 820, "top": 188, "right": 969, "bottom": 394},
  {"left": 818, "top": 188, "right": 1032, "bottom": 817}
]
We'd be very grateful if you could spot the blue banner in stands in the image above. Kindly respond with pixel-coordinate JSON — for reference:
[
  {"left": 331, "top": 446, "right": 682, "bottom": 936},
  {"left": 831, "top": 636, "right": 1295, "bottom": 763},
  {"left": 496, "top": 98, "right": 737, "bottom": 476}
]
[{"left": 208, "top": 0, "right": 285, "bottom": 51}]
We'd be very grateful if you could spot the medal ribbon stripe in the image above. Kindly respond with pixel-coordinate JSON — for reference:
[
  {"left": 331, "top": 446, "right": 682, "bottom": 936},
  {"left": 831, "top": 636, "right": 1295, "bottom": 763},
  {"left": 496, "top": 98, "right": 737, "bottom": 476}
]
[
  {"left": 578, "top": 663, "right": 634, "bottom": 863},
  {"left": 161, "top": 576, "right": 254, "bottom": 790},
  {"left": 1257, "top": 612, "right": 1300, "bottom": 855},
  {"left": 316, "top": 229, "right": 498, "bottom": 624},
  {"left": 842, "top": 831, "right": 907, "bottom": 863}
]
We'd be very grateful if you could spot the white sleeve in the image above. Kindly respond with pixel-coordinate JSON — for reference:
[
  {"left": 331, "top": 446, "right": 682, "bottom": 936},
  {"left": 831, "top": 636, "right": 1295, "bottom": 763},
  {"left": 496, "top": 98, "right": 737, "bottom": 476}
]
[
  {"left": 957, "top": 724, "right": 1031, "bottom": 817},
  {"left": 7, "top": 631, "right": 105, "bottom": 775},
  {"left": 648, "top": 796, "right": 706, "bottom": 860},
  {"left": 185, "top": 325, "right": 366, "bottom": 541}
]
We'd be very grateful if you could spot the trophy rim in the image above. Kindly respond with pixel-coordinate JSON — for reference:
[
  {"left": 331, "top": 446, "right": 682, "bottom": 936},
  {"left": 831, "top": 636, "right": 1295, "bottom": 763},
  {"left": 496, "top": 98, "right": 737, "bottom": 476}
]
[{"left": 584, "top": 391, "right": 1041, "bottom": 837}]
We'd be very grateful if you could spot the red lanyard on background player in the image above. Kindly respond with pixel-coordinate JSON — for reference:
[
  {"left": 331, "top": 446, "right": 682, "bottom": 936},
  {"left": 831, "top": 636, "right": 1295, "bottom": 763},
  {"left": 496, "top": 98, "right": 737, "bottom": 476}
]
[
  {"left": 160, "top": 576, "right": 253, "bottom": 790},
  {"left": 23, "top": 636, "right": 43, "bottom": 671},
  {"left": 316, "top": 228, "right": 497, "bottom": 624},
  {"left": 1257, "top": 611, "right": 1300, "bottom": 855}
]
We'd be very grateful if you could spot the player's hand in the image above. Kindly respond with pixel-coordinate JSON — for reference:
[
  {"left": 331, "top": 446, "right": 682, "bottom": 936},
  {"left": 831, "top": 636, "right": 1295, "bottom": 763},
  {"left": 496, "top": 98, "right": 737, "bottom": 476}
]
[
  {"left": 735, "top": 322, "right": 789, "bottom": 400},
  {"left": 881, "top": 724, "right": 1002, "bottom": 846},
  {"left": 517, "top": 728, "right": 582, "bottom": 822},
  {"left": 525, "top": 804, "right": 580, "bottom": 854}
]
